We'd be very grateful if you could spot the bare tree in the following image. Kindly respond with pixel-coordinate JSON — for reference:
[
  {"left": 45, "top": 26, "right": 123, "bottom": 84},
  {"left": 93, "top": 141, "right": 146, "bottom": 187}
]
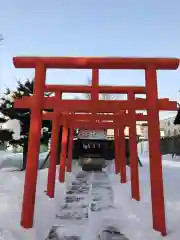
[
  {"left": 84, "top": 77, "right": 91, "bottom": 100},
  {"left": 100, "top": 93, "right": 122, "bottom": 101},
  {"left": 0, "top": 34, "right": 3, "bottom": 43},
  {"left": 84, "top": 77, "right": 125, "bottom": 101}
]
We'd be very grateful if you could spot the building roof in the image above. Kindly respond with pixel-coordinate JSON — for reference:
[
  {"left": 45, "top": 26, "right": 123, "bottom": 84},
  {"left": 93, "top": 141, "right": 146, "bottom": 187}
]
[{"left": 174, "top": 109, "right": 180, "bottom": 125}]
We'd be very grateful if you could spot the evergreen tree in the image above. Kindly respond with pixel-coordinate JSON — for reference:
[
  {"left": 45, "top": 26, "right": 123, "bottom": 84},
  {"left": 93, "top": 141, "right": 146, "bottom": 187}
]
[
  {"left": 0, "top": 112, "right": 13, "bottom": 142},
  {"left": 0, "top": 79, "right": 52, "bottom": 170},
  {"left": 0, "top": 79, "right": 79, "bottom": 169}
]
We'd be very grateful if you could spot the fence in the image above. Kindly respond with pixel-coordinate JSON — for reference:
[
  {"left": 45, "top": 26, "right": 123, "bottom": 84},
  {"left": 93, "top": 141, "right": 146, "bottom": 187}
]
[
  {"left": 137, "top": 140, "right": 149, "bottom": 156},
  {"left": 138, "top": 135, "right": 180, "bottom": 156},
  {"left": 160, "top": 135, "right": 180, "bottom": 155}
]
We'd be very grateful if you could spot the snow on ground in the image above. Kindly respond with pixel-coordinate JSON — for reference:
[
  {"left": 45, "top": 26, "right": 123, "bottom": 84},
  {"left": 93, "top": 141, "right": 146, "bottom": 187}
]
[
  {"left": 0, "top": 151, "right": 48, "bottom": 170},
  {"left": 108, "top": 157, "right": 180, "bottom": 240},
  {"left": 0, "top": 161, "right": 79, "bottom": 240},
  {"left": 0, "top": 153, "right": 180, "bottom": 239}
]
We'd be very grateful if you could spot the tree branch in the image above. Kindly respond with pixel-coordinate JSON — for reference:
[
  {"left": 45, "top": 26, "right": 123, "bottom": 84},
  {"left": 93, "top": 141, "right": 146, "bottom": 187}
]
[{"left": 0, "top": 34, "right": 3, "bottom": 42}]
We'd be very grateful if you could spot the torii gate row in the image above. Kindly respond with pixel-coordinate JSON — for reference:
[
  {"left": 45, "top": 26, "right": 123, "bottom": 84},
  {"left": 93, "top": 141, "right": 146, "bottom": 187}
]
[
  {"left": 41, "top": 110, "right": 147, "bottom": 196},
  {"left": 13, "top": 56, "right": 179, "bottom": 236},
  {"left": 14, "top": 96, "right": 177, "bottom": 206},
  {"left": 14, "top": 96, "right": 177, "bottom": 112},
  {"left": 14, "top": 96, "right": 177, "bottom": 210},
  {"left": 15, "top": 96, "right": 147, "bottom": 200}
]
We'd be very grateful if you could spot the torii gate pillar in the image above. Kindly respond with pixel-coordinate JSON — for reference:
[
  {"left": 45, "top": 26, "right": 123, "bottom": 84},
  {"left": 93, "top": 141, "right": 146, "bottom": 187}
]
[
  {"left": 67, "top": 127, "right": 74, "bottom": 173},
  {"left": 118, "top": 126, "right": 126, "bottom": 183},
  {"left": 145, "top": 66, "right": 166, "bottom": 235},
  {"left": 114, "top": 127, "right": 120, "bottom": 174},
  {"left": 128, "top": 91, "right": 140, "bottom": 201},
  {"left": 59, "top": 125, "right": 68, "bottom": 183},
  {"left": 47, "top": 92, "right": 62, "bottom": 198},
  {"left": 21, "top": 62, "right": 46, "bottom": 228}
]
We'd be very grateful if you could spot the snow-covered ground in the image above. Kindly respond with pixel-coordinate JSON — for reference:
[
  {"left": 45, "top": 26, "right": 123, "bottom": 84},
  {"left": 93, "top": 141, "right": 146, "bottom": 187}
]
[
  {"left": 0, "top": 151, "right": 48, "bottom": 170},
  {"left": 110, "top": 156, "right": 180, "bottom": 240},
  {"left": 0, "top": 152, "right": 180, "bottom": 239}
]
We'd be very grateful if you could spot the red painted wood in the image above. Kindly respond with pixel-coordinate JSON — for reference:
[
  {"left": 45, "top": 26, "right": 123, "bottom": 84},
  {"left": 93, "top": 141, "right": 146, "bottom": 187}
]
[
  {"left": 44, "top": 85, "right": 146, "bottom": 94},
  {"left": 42, "top": 112, "right": 147, "bottom": 122},
  {"left": 14, "top": 97, "right": 178, "bottom": 112},
  {"left": 114, "top": 128, "right": 120, "bottom": 174},
  {"left": 59, "top": 126, "right": 68, "bottom": 183},
  {"left": 145, "top": 66, "right": 166, "bottom": 236},
  {"left": 67, "top": 127, "right": 74, "bottom": 172},
  {"left": 118, "top": 126, "right": 126, "bottom": 183},
  {"left": 13, "top": 56, "right": 179, "bottom": 69},
  {"left": 47, "top": 92, "right": 62, "bottom": 198},
  {"left": 128, "top": 91, "right": 140, "bottom": 201},
  {"left": 20, "top": 63, "right": 46, "bottom": 228},
  {"left": 13, "top": 56, "right": 179, "bottom": 236}
]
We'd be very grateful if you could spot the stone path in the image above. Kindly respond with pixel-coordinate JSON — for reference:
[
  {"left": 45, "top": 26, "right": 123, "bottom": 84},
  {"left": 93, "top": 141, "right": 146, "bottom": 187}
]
[
  {"left": 46, "top": 171, "right": 91, "bottom": 240},
  {"left": 89, "top": 172, "right": 129, "bottom": 240},
  {"left": 46, "top": 169, "right": 129, "bottom": 240}
]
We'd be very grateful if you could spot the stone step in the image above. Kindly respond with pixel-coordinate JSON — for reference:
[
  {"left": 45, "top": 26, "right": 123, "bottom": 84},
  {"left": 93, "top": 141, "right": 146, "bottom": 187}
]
[{"left": 46, "top": 168, "right": 130, "bottom": 240}]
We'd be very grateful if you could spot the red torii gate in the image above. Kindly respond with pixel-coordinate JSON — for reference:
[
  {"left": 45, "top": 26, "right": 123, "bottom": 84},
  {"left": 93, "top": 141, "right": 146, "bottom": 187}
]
[{"left": 13, "top": 56, "right": 179, "bottom": 237}]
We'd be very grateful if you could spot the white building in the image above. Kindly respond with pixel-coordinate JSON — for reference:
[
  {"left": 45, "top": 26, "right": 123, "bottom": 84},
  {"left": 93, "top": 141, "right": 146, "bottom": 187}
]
[
  {"left": 139, "top": 123, "right": 165, "bottom": 140},
  {"left": 159, "top": 116, "right": 180, "bottom": 137},
  {"left": 139, "top": 115, "right": 180, "bottom": 139},
  {"left": 106, "top": 124, "right": 143, "bottom": 140}
]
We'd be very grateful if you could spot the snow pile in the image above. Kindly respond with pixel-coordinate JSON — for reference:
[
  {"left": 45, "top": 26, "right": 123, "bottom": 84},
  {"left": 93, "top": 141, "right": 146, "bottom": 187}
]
[
  {"left": 108, "top": 158, "right": 180, "bottom": 240},
  {"left": 161, "top": 154, "right": 180, "bottom": 162},
  {"left": 0, "top": 112, "right": 9, "bottom": 120},
  {"left": 3, "top": 93, "right": 15, "bottom": 103},
  {"left": 1, "top": 119, "right": 21, "bottom": 140},
  {"left": 0, "top": 151, "right": 49, "bottom": 170},
  {"left": 0, "top": 98, "right": 5, "bottom": 107},
  {"left": 0, "top": 167, "right": 67, "bottom": 240}
]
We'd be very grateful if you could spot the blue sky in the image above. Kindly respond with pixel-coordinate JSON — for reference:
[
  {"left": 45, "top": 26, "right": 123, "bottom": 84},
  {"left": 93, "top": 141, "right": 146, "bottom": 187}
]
[{"left": 0, "top": 0, "right": 180, "bottom": 119}]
